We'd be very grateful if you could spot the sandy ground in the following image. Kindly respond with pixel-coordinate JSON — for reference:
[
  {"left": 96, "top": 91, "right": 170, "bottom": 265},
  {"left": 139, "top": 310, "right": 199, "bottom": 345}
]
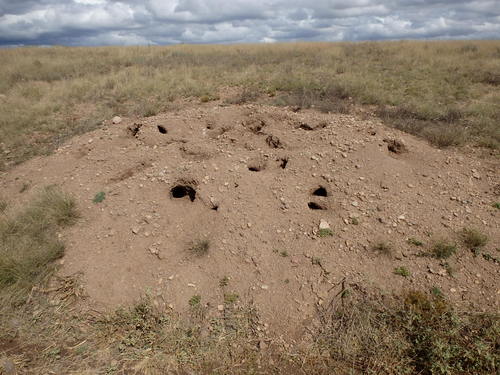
[{"left": 1, "top": 100, "right": 498, "bottom": 337}]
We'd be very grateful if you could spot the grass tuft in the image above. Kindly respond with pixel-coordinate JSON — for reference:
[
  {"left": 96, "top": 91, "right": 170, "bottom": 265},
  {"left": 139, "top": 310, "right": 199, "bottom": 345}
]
[
  {"left": 0, "top": 187, "right": 78, "bottom": 303},
  {"left": 461, "top": 228, "right": 489, "bottom": 250},
  {"left": 430, "top": 239, "right": 457, "bottom": 259},
  {"left": 394, "top": 266, "right": 411, "bottom": 277},
  {"left": 318, "top": 228, "right": 334, "bottom": 237},
  {"left": 372, "top": 240, "right": 392, "bottom": 255}
]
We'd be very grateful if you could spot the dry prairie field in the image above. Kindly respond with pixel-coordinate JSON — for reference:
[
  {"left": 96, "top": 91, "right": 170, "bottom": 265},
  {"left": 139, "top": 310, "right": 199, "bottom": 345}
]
[{"left": 0, "top": 41, "right": 499, "bottom": 374}]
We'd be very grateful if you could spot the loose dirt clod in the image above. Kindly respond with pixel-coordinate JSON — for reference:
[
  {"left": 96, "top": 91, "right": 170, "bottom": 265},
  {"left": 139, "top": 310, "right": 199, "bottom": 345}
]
[
  {"left": 384, "top": 138, "right": 408, "bottom": 154},
  {"left": 266, "top": 135, "right": 283, "bottom": 149},
  {"left": 278, "top": 157, "right": 288, "bottom": 169},
  {"left": 127, "top": 123, "right": 143, "bottom": 137}
]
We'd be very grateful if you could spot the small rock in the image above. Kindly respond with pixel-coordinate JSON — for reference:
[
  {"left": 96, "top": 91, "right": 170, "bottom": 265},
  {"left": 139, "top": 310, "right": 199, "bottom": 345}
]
[
  {"left": 319, "top": 219, "right": 330, "bottom": 230},
  {"left": 351, "top": 201, "right": 359, "bottom": 207},
  {"left": 217, "top": 305, "right": 224, "bottom": 311},
  {"left": 131, "top": 227, "right": 140, "bottom": 234},
  {"left": 261, "top": 285, "right": 269, "bottom": 290},
  {"left": 112, "top": 116, "right": 122, "bottom": 124}
]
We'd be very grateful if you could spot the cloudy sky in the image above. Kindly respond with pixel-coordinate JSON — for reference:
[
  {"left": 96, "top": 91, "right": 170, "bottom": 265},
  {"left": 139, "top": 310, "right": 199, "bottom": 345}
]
[{"left": 0, "top": 0, "right": 499, "bottom": 46}]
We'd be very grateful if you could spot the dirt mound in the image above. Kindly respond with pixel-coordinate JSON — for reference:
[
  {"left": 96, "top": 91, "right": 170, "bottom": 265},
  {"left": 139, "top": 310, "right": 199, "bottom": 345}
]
[{"left": 0, "top": 102, "right": 498, "bottom": 337}]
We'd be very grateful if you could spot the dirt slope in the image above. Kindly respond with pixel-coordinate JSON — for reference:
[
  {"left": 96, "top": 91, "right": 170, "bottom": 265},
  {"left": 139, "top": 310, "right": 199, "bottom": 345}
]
[{"left": 1, "top": 100, "right": 498, "bottom": 337}]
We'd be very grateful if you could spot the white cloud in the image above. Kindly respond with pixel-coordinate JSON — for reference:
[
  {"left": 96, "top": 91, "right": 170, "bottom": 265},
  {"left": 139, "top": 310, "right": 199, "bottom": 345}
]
[{"left": 0, "top": 0, "right": 498, "bottom": 46}]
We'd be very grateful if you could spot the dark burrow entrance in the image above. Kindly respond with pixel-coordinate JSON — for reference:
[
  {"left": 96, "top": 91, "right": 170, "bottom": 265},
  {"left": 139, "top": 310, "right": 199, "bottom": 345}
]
[
  {"left": 279, "top": 157, "right": 288, "bottom": 169},
  {"left": 157, "top": 125, "right": 167, "bottom": 134},
  {"left": 308, "top": 202, "right": 326, "bottom": 210},
  {"left": 171, "top": 185, "right": 196, "bottom": 202},
  {"left": 312, "top": 186, "right": 328, "bottom": 197}
]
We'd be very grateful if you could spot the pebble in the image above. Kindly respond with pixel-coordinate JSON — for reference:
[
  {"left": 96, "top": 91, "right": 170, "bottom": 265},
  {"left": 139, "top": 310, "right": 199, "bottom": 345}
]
[
  {"left": 112, "top": 116, "right": 122, "bottom": 124},
  {"left": 351, "top": 201, "right": 359, "bottom": 207},
  {"left": 319, "top": 219, "right": 330, "bottom": 230}
]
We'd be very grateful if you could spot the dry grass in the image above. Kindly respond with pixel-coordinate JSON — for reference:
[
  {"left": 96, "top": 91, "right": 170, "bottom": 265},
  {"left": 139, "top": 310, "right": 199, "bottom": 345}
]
[
  {"left": 461, "top": 228, "right": 489, "bottom": 250},
  {"left": 0, "top": 186, "right": 78, "bottom": 304},
  {"left": 1, "top": 40, "right": 499, "bottom": 170}
]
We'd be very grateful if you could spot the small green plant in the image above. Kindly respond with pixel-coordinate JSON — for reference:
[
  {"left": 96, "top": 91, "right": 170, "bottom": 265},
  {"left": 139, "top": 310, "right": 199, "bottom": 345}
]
[
  {"left": 394, "top": 266, "right": 410, "bottom": 277},
  {"left": 430, "top": 240, "right": 457, "bottom": 259},
  {"left": 93, "top": 191, "right": 106, "bottom": 203},
  {"left": 0, "top": 200, "right": 6, "bottom": 214},
  {"left": 492, "top": 202, "right": 500, "bottom": 209},
  {"left": 190, "top": 239, "right": 210, "bottom": 256},
  {"left": 318, "top": 228, "right": 333, "bottom": 237},
  {"left": 373, "top": 241, "right": 392, "bottom": 255},
  {"left": 350, "top": 217, "right": 359, "bottom": 225},
  {"left": 219, "top": 276, "right": 229, "bottom": 288},
  {"left": 408, "top": 237, "right": 424, "bottom": 246},
  {"left": 284, "top": 278, "right": 290, "bottom": 284},
  {"left": 189, "top": 295, "right": 201, "bottom": 306},
  {"left": 224, "top": 293, "right": 239, "bottom": 304},
  {"left": 430, "top": 287, "right": 443, "bottom": 297},
  {"left": 280, "top": 250, "right": 288, "bottom": 257},
  {"left": 461, "top": 228, "right": 488, "bottom": 252}
]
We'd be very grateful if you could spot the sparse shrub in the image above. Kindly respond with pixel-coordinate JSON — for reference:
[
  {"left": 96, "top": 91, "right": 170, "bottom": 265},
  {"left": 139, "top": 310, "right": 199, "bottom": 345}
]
[
  {"left": 190, "top": 239, "right": 210, "bottom": 256},
  {"left": 421, "top": 125, "right": 466, "bottom": 148},
  {"left": 280, "top": 250, "right": 288, "bottom": 257},
  {"left": 461, "top": 228, "right": 488, "bottom": 253},
  {"left": 430, "top": 240, "right": 457, "bottom": 259},
  {"left": 492, "top": 202, "right": 500, "bottom": 209},
  {"left": 0, "top": 200, "right": 6, "bottom": 214},
  {"left": 394, "top": 266, "right": 410, "bottom": 277},
  {"left": 318, "top": 290, "right": 499, "bottom": 375}
]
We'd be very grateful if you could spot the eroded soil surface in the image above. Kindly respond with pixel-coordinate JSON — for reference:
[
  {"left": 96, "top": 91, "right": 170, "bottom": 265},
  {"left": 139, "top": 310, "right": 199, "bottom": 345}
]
[{"left": 1, "top": 100, "right": 498, "bottom": 338}]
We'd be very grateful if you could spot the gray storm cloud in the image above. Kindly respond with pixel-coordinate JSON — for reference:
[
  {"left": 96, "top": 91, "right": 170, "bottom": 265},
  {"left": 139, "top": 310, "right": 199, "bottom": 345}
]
[{"left": 0, "top": 0, "right": 499, "bottom": 46}]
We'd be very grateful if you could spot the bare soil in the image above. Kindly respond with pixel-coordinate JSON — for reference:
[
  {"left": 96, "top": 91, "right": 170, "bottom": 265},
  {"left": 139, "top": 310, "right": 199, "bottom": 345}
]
[{"left": 1, "top": 99, "right": 498, "bottom": 339}]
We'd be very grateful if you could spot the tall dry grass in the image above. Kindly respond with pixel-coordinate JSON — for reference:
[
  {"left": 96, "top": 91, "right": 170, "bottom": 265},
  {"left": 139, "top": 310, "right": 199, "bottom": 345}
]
[{"left": 1, "top": 40, "right": 499, "bottom": 170}]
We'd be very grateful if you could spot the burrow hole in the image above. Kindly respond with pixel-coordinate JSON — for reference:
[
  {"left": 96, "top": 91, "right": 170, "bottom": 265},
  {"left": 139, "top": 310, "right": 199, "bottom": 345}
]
[
  {"left": 308, "top": 202, "right": 326, "bottom": 210},
  {"left": 171, "top": 185, "right": 196, "bottom": 202},
  {"left": 312, "top": 186, "right": 328, "bottom": 197},
  {"left": 157, "top": 125, "right": 167, "bottom": 134},
  {"left": 248, "top": 160, "right": 266, "bottom": 172},
  {"left": 211, "top": 204, "right": 219, "bottom": 211},
  {"left": 279, "top": 157, "right": 289, "bottom": 169}
]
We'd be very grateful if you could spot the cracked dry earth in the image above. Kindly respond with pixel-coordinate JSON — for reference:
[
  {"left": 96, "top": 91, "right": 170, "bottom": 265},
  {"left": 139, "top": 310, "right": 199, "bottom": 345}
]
[{"left": 1, "top": 101, "right": 499, "bottom": 338}]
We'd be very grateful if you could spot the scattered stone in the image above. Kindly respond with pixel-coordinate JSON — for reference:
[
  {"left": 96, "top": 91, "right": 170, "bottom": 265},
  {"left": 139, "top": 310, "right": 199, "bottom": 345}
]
[
  {"left": 217, "top": 305, "right": 224, "bottom": 311},
  {"left": 261, "top": 285, "right": 269, "bottom": 290},
  {"left": 351, "top": 201, "right": 359, "bottom": 207},
  {"left": 131, "top": 227, "right": 140, "bottom": 235},
  {"left": 112, "top": 116, "right": 122, "bottom": 124},
  {"left": 319, "top": 219, "right": 330, "bottom": 230}
]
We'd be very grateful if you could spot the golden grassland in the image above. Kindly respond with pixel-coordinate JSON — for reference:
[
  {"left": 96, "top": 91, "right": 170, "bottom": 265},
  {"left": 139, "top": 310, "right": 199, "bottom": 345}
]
[
  {"left": 1, "top": 40, "right": 500, "bottom": 170},
  {"left": 1, "top": 41, "right": 500, "bottom": 374}
]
